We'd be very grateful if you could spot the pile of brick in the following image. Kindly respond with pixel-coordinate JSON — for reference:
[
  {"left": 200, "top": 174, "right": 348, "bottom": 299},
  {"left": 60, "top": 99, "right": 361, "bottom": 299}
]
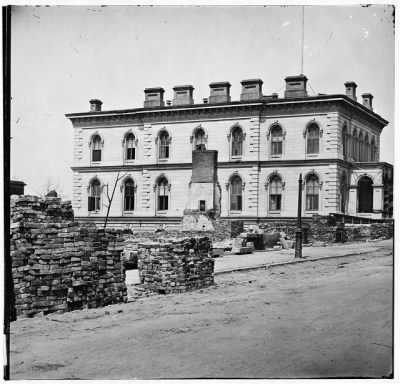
[
  {"left": 10, "top": 196, "right": 127, "bottom": 318},
  {"left": 136, "top": 237, "right": 214, "bottom": 295}
]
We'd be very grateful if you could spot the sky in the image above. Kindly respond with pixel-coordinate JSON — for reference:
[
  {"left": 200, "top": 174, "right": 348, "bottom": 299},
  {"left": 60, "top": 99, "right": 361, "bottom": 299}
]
[{"left": 10, "top": 4, "right": 395, "bottom": 199}]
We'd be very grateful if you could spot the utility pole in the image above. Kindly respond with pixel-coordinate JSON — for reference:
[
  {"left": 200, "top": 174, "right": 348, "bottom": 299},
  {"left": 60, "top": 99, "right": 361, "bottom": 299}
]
[{"left": 295, "top": 173, "right": 303, "bottom": 258}]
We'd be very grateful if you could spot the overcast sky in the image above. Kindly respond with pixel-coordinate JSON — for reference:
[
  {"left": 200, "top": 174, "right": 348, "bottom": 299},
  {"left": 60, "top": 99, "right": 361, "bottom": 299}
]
[{"left": 10, "top": 4, "right": 395, "bottom": 199}]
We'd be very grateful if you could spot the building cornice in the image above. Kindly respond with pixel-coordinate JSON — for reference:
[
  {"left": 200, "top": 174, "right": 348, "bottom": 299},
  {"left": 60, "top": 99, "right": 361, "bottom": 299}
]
[
  {"left": 66, "top": 94, "right": 387, "bottom": 131},
  {"left": 71, "top": 158, "right": 355, "bottom": 173}
]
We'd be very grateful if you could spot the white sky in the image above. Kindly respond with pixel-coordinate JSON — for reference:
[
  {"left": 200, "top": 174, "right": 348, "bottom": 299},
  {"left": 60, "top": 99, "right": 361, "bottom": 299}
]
[{"left": 10, "top": 4, "right": 395, "bottom": 199}]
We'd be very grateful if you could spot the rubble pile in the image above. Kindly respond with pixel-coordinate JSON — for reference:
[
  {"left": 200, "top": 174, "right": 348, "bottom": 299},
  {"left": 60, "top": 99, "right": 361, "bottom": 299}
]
[
  {"left": 10, "top": 196, "right": 127, "bottom": 318},
  {"left": 137, "top": 237, "right": 214, "bottom": 295}
]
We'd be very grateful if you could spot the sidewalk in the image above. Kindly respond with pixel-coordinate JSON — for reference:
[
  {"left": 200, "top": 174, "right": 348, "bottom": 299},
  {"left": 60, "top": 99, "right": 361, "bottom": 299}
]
[{"left": 125, "top": 239, "right": 393, "bottom": 285}]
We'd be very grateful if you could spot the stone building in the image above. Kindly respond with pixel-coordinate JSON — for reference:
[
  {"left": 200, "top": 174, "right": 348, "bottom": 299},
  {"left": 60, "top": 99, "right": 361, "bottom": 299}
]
[{"left": 66, "top": 75, "right": 393, "bottom": 229}]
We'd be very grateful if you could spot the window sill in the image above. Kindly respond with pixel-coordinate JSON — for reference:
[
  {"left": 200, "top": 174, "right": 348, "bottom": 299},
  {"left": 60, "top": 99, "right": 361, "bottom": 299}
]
[
  {"left": 158, "top": 159, "right": 169, "bottom": 163},
  {"left": 306, "top": 154, "right": 319, "bottom": 158},
  {"left": 305, "top": 210, "right": 318, "bottom": 214},
  {"left": 124, "top": 160, "right": 136, "bottom": 164},
  {"left": 270, "top": 155, "right": 282, "bottom": 159},
  {"left": 91, "top": 162, "right": 101, "bottom": 166},
  {"left": 268, "top": 211, "right": 281, "bottom": 215},
  {"left": 88, "top": 211, "right": 101, "bottom": 215},
  {"left": 123, "top": 211, "right": 134, "bottom": 215},
  {"left": 156, "top": 211, "right": 168, "bottom": 215},
  {"left": 229, "top": 210, "right": 243, "bottom": 215},
  {"left": 230, "top": 157, "right": 242, "bottom": 161}
]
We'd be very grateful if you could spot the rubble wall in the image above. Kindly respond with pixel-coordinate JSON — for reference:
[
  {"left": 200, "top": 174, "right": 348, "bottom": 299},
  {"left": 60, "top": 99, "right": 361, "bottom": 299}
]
[
  {"left": 137, "top": 237, "right": 214, "bottom": 295},
  {"left": 10, "top": 196, "right": 127, "bottom": 318}
]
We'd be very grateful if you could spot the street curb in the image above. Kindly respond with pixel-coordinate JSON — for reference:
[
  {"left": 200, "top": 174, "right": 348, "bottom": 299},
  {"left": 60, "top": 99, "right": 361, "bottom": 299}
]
[{"left": 214, "top": 248, "right": 392, "bottom": 276}]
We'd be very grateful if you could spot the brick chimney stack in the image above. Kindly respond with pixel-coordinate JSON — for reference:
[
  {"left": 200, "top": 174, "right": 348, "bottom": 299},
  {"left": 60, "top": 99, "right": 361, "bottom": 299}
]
[
  {"left": 344, "top": 81, "right": 358, "bottom": 101},
  {"left": 361, "top": 93, "right": 373, "bottom": 110},
  {"left": 209, "top": 82, "right": 231, "bottom": 103},
  {"left": 144, "top": 87, "right": 165, "bottom": 108},
  {"left": 173, "top": 85, "right": 194, "bottom": 106},
  {"left": 240, "top": 79, "right": 263, "bottom": 101},
  {"left": 284, "top": 75, "right": 308, "bottom": 98},
  {"left": 89, "top": 99, "right": 103, "bottom": 112}
]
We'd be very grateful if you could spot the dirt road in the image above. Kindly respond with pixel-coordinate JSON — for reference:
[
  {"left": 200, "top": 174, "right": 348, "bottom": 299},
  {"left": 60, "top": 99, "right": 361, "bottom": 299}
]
[{"left": 10, "top": 246, "right": 393, "bottom": 379}]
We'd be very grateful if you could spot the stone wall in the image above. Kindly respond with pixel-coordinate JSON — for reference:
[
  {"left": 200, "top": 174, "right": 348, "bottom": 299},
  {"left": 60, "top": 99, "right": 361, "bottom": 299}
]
[
  {"left": 136, "top": 237, "right": 214, "bottom": 295},
  {"left": 10, "top": 196, "right": 127, "bottom": 318}
]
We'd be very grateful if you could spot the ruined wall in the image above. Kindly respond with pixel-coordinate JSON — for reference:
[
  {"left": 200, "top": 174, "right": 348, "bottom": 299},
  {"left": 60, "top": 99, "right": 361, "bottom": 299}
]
[
  {"left": 10, "top": 196, "right": 127, "bottom": 318},
  {"left": 136, "top": 237, "right": 214, "bottom": 295}
]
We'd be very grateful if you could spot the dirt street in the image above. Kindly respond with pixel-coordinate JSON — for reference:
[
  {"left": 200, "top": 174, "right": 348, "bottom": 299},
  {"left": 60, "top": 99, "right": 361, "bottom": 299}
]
[{"left": 10, "top": 246, "right": 393, "bottom": 379}]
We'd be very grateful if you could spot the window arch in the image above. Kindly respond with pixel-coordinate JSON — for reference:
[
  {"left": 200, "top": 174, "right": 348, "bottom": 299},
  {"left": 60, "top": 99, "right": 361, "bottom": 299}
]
[
  {"left": 231, "top": 126, "right": 243, "bottom": 157},
  {"left": 158, "top": 130, "right": 170, "bottom": 160},
  {"left": 357, "top": 176, "right": 373, "bottom": 213},
  {"left": 358, "top": 132, "right": 363, "bottom": 162},
  {"left": 305, "top": 174, "right": 320, "bottom": 211},
  {"left": 91, "top": 134, "right": 102, "bottom": 162},
  {"left": 88, "top": 178, "right": 101, "bottom": 212},
  {"left": 194, "top": 128, "right": 207, "bottom": 150},
  {"left": 306, "top": 123, "right": 320, "bottom": 154},
  {"left": 269, "top": 175, "right": 283, "bottom": 211},
  {"left": 156, "top": 176, "right": 170, "bottom": 211},
  {"left": 230, "top": 175, "right": 243, "bottom": 211},
  {"left": 123, "top": 132, "right": 136, "bottom": 161},
  {"left": 123, "top": 178, "right": 135, "bottom": 211},
  {"left": 352, "top": 130, "right": 358, "bottom": 161},
  {"left": 270, "top": 125, "right": 283, "bottom": 156}
]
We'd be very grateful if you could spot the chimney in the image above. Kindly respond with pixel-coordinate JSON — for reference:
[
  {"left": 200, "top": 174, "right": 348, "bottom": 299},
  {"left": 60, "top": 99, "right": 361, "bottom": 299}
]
[
  {"left": 240, "top": 79, "right": 263, "bottom": 101},
  {"left": 144, "top": 87, "right": 165, "bottom": 108},
  {"left": 344, "top": 81, "right": 357, "bottom": 101},
  {"left": 89, "top": 99, "right": 103, "bottom": 112},
  {"left": 361, "top": 93, "right": 373, "bottom": 110},
  {"left": 173, "top": 85, "right": 194, "bottom": 106},
  {"left": 284, "top": 75, "right": 308, "bottom": 98},
  {"left": 209, "top": 82, "right": 231, "bottom": 103}
]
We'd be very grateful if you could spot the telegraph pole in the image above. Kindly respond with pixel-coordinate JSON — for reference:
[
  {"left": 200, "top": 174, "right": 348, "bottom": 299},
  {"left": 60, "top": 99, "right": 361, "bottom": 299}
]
[{"left": 295, "top": 173, "right": 303, "bottom": 258}]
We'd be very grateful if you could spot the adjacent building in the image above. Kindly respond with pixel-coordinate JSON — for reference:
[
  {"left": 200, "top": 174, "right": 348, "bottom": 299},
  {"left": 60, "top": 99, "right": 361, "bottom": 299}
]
[{"left": 66, "top": 74, "right": 393, "bottom": 229}]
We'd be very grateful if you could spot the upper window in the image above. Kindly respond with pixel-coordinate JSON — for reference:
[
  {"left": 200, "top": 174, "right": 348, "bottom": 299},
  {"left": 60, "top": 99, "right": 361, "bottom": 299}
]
[
  {"left": 269, "top": 175, "right": 282, "bottom": 211},
  {"left": 124, "top": 178, "right": 135, "bottom": 211},
  {"left": 194, "top": 129, "right": 206, "bottom": 150},
  {"left": 305, "top": 175, "right": 319, "bottom": 211},
  {"left": 352, "top": 130, "right": 358, "bottom": 161},
  {"left": 370, "top": 137, "right": 376, "bottom": 161},
  {"left": 231, "top": 127, "right": 243, "bottom": 157},
  {"left": 91, "top": 135, "right": 102, "bottom": 162},
  {"left": 230, "top": 176, "right": 243, "bottom": 211},
  {"left": 271, "top": 126, "right": 283, "bottom": 156},
  {"left": 358, "top": 132, "right": 363, "bottom": 161},
  {"left": 159, "top": 131, "right": 170, "bottom": 160},
  {"left": 364, "top": 134, "right": 369, "bottom": 162},
  {"left": 342, "top": 125, "right": 347, "bottom": 158},
  {"left": 88, "top": 178, "right": 101, "bottom": 212},
  {"left": 157, "top": 177, "right": 169, "bottom": 211},
  {"left": 125, "top": 133, "right": 136, "bottom": 161},
  {"left": 306, "top": 124, "right": 320, "bottom": 154}
]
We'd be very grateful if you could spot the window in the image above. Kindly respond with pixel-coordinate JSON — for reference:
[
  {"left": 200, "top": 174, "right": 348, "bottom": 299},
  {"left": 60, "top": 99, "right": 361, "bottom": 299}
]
[
  {"left": 125, "top": 133, "right": 136, "bottom": 161},
  {"left": 194, "top": 129, "right": 206, "bottom": 150},
  {"left": 306, "top": 124, "right": 319, "bottom": 154},
  {"left": 124, "top": 179, "right": 135, "bottom": 211},
  {"left": 364, "top": 135, "right": 369, "bottom": 162},
  {"left": 371, "top": 138, "right": 376, "bottom": 161},
  {"left": 269, "top": 175, "right": 282, "bottom": 211},
  {"left": 159, "top": 131, "right": 170, "bottom": 159},
  {"left": 358, "top": 132, "right": 363, "bottom": 161},
  {"left": 352, "top": 131, "right": 358, "bottom": 161},
  {"left": 340, "top": 174, "right": 347, "bottom": 213},
  {"left": 157, "top": 177, "right": 169, "bottom": 211},
  {"left": 231, "top": 127, "right": 243, "bottom": 157},
  {"left": 306, "top": 175, "right": 319, "bottom": 211},
  {"left": 271, "top": 126, "right": 283, "bottom": 156},
  {"left": 230, "top": 176, "right": 243, "bottom": 211},
  {"left": 88, "top": 179, "right": 101, "bottom": 212},
  {"left": 342, "top": 125, "right": 347, "bottom": 158},
  {"left": 92, "top": 135, "right": 102, "bottom": 162}
]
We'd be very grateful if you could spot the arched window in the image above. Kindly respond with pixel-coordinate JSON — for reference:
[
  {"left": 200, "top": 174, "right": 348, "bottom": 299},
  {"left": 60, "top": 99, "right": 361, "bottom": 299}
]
[
  {"left": 358, "top": 132, "right": 363, "bottom": 161},
  {"left": 364, "top": 134, "right": 369, "bottom": 162},
  {"left": 91, "top": 135, "right": 102, "bottom": 162},
  {"left": 125, "top": 133, "right": 136, "bottom": 161},
  {"left": 194, "top": 129, "right": 206, "bottom": 150},
  {"left": 124, "top": 179, "right": 135, "bottom": 211},
  {"left": 371, "top": 137, "right": 376, "bottom": 161},
  {"left": 231, "top": 127, "right": 243, "bottom": 157},
  {"left": 358, "top": 176, "right": 373, "bottom": 213},
  {"left": 157, "top": 177, "right": 169, "bottom": 211},
  {"left": 159, "top": 131, "right": 170, "bottom": 159},
  {"left": 342, "top": 125, "right": 347, "bottom": 158},
  {"left": 230, "top": 176, "right": 243, "bottom": 211},
  {"left": 271, "top": 126, "right": 283, "bottom": 156},
  {"left": 305, "top": 174, "right": 319, "bottom": 211},
  {"left": 88, "top": 179, "right": 101, "bottom": 212},
  {"left": 306, "top": 124, "right": 320, "bottom": 154},
  {"left": 269, "top": 175, "right": 282, "bottom": 211},
  {"left": 352, "top": 130, "right": 358, "bottom": 161}
]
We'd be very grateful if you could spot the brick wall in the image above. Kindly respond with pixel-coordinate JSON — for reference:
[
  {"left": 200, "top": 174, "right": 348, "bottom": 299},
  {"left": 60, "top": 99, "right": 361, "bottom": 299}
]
[
  {"left": 10, "top": 196, "right": 127, "bottom": 318},
  {"left": 137, "top": 237, "right": 214, "bottom": 295}
]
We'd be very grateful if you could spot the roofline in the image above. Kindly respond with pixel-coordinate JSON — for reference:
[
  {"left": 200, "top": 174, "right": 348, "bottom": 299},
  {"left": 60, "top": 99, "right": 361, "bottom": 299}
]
[{"left": 65, "top": 94, "right": 388, "bottom": 126}]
